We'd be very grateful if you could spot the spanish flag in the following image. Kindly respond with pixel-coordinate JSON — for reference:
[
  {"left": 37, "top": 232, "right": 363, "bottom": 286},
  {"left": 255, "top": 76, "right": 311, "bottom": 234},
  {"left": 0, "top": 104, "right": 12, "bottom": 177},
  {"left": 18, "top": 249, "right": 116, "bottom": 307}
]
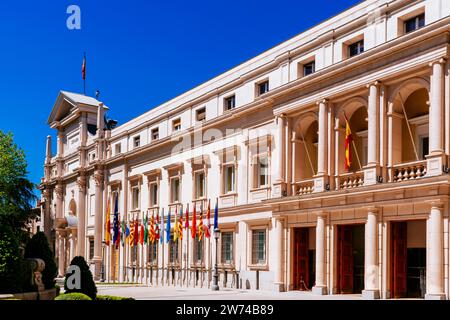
[
  {"left": 344, "top": 114, "right": 352, "bottom": 171},
  {"left": 149, "top": 213, "right": 156, "bottom": 244},
  {"left": 191, "top": 204, "right": 197, "bottom": 240},
  {"left": 104, "top": 197, "right": 111, "bottom": 246},
  {"left": 198, "top": 205, "right": 204, "bottom": 241}
]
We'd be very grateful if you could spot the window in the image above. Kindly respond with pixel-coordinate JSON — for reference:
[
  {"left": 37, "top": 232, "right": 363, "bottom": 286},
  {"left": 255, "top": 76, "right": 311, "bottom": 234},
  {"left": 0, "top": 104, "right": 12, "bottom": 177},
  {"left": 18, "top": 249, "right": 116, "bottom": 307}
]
[
  {"left": 151, "top": 128, "right": 159, "bottom": 141},
  {"left": 224, "top": 165, "right": 235, "bottom": 193},
  {"left": 405, "top": 13, "right": 425, "bottom": 34},
  {"left": 171, "top": 177, "right": 180, "bottom": 203},
  {"left": 173, "top": 118, "right": 181, "bottom": 132},
  {"left": 257, "top": 80, "right": 269, "bottom": 96},
  {"left": 148, "top": 241, "right": 158, "bottom": 264},
  {"left": 195, "top": 172, "right": 206, "bottom": 199},
  {"left": 348, "top": 40, "right": 364, "bottom": 58},
  {"left": 196, "top": 107, "right": 206, "bottom": 122},
  {"left": 221, "top": 232, "right": 234, "bottom": 264},
  {"left": 133, "top": 136, "right": 140, "bottom": 148},
  {"left": 114, "top": 143, "right": 121, "bottom": 155},
  {"left": 303, "top": 61, "right": 316, "bottom": 76},
  {"left": 251, "top": 229, "right": 266, "bottom": 265},
  {"left": 224, "top": 95, "right": 236, "bottom": 111},
  {"left": 169, "top": 238, "right": 179, "bottom": 264},
  {"left": 194, "top": 239, "right": 204, "bottom": 264},
  {"left": 89, "top": 238, "right": 95, "bottom": 260},
  {"left": 257, "top": 155, "right": 269, "bottom": 188},
  {"left": 150, "top": 183, "right": 158, "bottom": 207},
  {"left": 131, "top": 186, "right": 140, "bottom": 210},
  {"left": 420, "top": 136, "right": 429, "bottom": 160}
]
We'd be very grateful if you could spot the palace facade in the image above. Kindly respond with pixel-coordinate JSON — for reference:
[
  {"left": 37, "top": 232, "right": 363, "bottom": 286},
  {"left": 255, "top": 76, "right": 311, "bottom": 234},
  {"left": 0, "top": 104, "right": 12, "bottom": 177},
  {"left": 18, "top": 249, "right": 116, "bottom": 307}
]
[{"left": 39, "top": 0, "right": 450, "bottom": 299}]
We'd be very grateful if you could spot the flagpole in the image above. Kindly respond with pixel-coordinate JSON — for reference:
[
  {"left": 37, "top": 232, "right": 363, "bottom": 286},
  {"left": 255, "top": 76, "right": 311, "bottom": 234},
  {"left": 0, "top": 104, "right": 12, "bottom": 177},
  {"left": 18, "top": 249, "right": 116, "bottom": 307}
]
[
  {"left": 83, "top": 52, "right": 86, "bottom": 95},
  {"left": 186, "top": 205, "right": 190, "bottom": 287}
]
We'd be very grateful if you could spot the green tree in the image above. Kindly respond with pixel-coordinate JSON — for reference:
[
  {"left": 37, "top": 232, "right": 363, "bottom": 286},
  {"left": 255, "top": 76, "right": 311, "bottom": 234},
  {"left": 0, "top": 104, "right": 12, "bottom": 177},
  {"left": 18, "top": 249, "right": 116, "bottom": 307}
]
[{"left": 64, "top": 256, "right": 97, "bottom": 300}]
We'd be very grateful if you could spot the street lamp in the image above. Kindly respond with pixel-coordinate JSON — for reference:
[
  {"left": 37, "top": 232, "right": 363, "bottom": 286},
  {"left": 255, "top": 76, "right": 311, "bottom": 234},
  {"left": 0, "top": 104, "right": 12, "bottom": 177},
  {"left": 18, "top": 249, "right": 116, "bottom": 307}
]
[
  {"left": 212, "top": 228, "right": 221, "bottom": 291},
  {"left": 101, "top": 241, "right": 106, "bottom": 282}
]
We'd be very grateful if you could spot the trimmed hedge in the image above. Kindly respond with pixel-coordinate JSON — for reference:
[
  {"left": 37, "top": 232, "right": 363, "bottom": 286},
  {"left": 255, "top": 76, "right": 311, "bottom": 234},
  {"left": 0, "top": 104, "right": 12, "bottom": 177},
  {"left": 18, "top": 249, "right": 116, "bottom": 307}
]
[
  {"left": 24, "top": 232, "right": 57, "bottom": 290},
  {"left": 64, "top": 256, "right": 97, "bottom": 300},
  {"left": 96, "top": 295, "right": 135, "bottom": 301},
  {"left": 55, "top": 293, "right": 92, "bottom": 301}
]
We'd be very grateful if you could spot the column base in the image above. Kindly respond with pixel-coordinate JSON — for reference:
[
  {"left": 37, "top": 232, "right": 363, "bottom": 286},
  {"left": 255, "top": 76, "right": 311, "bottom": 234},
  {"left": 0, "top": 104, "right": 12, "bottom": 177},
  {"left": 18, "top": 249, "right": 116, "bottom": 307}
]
[
  {"left": 362, "top": 289, "right": 380, "bottom": 300},
  {"left": 273, "top": 282, "right": 285, "bottom": 292},
  {"left": 363, "top": 164, "right": 380, "bottom": 186},
  {"left": 312, "top": 285, "right": 328, "bottom": 295},
  {"left": 91, "top": 257, "right": 102, "bottom": 281},
  {"left": 313, "top": 175, "right": 329, "bottom": 193},
  {"left": 426, "top": 153, "right": 444, "bottom": 177},
  {"left": 272, "top": 181, "right": 287, "bottom": 198},
  {"left": 425, "top": 293, "right": 446, "bottom": 300}
]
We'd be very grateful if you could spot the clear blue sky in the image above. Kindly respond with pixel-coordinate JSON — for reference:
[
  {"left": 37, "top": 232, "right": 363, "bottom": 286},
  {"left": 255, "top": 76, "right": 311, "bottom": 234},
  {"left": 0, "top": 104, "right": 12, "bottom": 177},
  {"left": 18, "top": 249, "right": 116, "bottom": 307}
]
[{"left": 0, "top": 0, "right": 361, "bottom": 187}]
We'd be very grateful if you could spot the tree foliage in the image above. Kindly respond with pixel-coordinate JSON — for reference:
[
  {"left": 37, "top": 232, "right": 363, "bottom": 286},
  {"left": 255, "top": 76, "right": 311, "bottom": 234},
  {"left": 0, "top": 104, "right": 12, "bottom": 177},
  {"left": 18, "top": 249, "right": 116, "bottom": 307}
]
[{"left": 64, "top": 256, "right": 97, "bottom": 300}]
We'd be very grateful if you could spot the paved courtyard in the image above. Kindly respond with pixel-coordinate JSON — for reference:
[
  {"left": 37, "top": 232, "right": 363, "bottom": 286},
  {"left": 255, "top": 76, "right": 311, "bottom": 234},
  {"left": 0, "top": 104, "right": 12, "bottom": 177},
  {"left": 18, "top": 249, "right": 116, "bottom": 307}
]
[{"left": 97, "top": 285, "right": 363, "bottom": 300}]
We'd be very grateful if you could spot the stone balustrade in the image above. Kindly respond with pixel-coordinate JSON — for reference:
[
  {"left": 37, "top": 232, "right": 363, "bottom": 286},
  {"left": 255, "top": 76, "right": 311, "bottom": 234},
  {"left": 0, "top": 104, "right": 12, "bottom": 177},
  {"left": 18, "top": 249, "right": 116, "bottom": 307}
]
[
  {"left": 339, "top": 171, "right": 365, "bottom": 189},
  {"left": 293, "top": 179, "right": 315, "bottom": 195},
  {"left": 392, "top": 160, "right": 427, "bottom": 182}
]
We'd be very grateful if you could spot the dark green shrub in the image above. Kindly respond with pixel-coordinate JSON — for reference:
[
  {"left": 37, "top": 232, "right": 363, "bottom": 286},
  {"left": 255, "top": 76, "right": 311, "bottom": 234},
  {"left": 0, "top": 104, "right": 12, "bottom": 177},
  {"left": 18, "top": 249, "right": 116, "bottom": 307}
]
[
  {"left": 0, "top": 224, "right": 23, "bottom": 293},
  {"left": 64, "top": 256, "right": 97, "bottom": 300},
  {"left": 96, "top": 295, "right": 135, "bottom": 301},
  {"left": 24, "top": 232, "right": 57, "bottom": 289},
  {"left": 54, "top": 293, "right": 92, "bottom": 301}
]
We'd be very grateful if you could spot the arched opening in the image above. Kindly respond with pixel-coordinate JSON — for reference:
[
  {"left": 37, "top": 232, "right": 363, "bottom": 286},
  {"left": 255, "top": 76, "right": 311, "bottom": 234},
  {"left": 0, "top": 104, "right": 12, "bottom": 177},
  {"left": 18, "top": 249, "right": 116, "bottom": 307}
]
[
  {"left": 347, "top": 107, "right": 369, "bottom": 172},
  {"left": 69, "top": 199, "right": 77, "bottom": 217}
]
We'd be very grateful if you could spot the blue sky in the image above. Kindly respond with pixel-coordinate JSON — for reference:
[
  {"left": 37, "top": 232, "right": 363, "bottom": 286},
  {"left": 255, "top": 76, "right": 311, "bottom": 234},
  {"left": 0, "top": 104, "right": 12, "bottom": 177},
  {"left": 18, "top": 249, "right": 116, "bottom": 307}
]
[{"left": 0, "top": 0, "right": 361, "bottom": 187}]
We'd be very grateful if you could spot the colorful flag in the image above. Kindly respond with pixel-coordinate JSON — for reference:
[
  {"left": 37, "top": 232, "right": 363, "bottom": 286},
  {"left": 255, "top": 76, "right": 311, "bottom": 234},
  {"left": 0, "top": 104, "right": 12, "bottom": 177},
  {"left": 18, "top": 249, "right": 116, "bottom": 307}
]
[
  {"left": 155, "top": 210, "right": 161, "bottom": 243},
  {"left": 214, "top": 199, "right": 219, "bottom": 231},
  {"left": 191, "top": 204, "right": 197, "bottom": 240},
  {"left": 166, "top": 208, "right": 171, "bottom": 244},
  {"left": 121, "top": 219, "right": 126, "bottom": 247},
  {"left": 129, "top": 221, "right": 134, "bottom": 247},
  {"left": 144, "top": 212, "right": 149, "bottom": 245},
  {"left": 344, "top": 113, "right": 352, "bottom": 170},
  {"left": 160, "top": 208, "right": 165, "bottom": 245},
  {"left": 198, "top": 203, "right": 204, "bottom": 241},
  {"left": 204, "top": 200, "right": 211, "bottom": 239},
  {"left": 104, "top": 197, "right": 111, "bottom": 246},
  {"left": 174, "top": 206, "right": 179, "bottom": 242},
  {"left": 149, "top": 212, "right": 156, "bottom": 243},
  {"left": 178, "top": 205, "right": 183, "bottom": 241},
  {"left": 184, "top": 203, "right": 190, "bottom": 230},
  {"left": 139, "top": 219, "right": 144, "bottom": 246},
  {"left": 81, "top": 53, "right": 86, "bottom": 80},
  {"left": 134, "top": 219, "right": 139, "bottom": 246},
  {"left": 113, "top": 195, "right": 120, "bottom": 247}
]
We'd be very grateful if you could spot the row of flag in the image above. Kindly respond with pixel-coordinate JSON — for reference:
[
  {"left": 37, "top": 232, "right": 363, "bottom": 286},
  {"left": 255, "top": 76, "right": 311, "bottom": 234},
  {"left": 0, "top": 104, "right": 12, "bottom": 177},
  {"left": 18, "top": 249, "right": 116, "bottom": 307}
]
[{"left": 105, "top": 197, "right": 219, "bottom": 248}]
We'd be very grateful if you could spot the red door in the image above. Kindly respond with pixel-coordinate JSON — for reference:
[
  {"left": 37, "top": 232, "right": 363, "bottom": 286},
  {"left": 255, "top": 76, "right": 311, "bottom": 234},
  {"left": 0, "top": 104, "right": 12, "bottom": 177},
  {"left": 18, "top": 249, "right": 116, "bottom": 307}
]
[
  {"left": 391, "top": 222, "right": 407, "bottom": 298},
  {"left": 337, "top": 225, "right": 354, "bottom": 294},
  {"left": 293, "top": 228, "right": 309, "bottom": 290}
]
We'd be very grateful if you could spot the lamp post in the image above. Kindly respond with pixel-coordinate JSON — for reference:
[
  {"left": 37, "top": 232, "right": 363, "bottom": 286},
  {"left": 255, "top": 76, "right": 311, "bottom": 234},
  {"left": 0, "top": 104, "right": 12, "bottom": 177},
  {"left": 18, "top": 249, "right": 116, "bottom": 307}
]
[{"left": 212, "top": 228, "right": 220, "bottom": 291}]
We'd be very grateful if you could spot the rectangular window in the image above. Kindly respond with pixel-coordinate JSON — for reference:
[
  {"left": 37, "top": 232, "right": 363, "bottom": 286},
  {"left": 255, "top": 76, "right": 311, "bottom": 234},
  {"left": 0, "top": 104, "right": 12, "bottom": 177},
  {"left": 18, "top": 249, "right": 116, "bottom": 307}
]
[
  {"left": 114, "top": 143, "right": 121, "bottom": 155},
  {"left": 224, "top": 95, "right": 236, "bottom": 111},
  {"left": 148, "top": 241, "right": 158, "bottom": 264},
  {"left": 171, "top": 177, "right": 180, "bottom": 203},
  {"left": 195, "top": 239, "right": 204, "bottom": 264},
  {"left": 224, "top": 165, "right": 235, "bottom": 193},
  {"left": 303, "top": 61, "right": 316, "bottom": 76},
  {"left": 131, "top": 186, "right": 140, "bottom": 210},
  {"left": 150, "top": 183, "right": 158, "bottom": 207},
  {"left": 196, "top": 107, "right": 206, "bottom": 122},
  {"left": 195, "top": 172, "right": 205, "bottom": 199},
  {"left": 133, "top": 136, "right": 140, "bottom": 148},
  {"left": 89, "top": 238, "right": 95, "bottom": 260},
  {"left": 251, "top": 229, "right": 266, "bottom": 265},
  {"left": 169, "top": 238, "right": 179, "bottom": 264},
  {"left": 420, "top": 136, "right": 429, "bottom": 160},
  {"left": 151, "top": 128, "right": 159, "bottom": 141},
  {"left": 405, "top": 13, "right": 425, "bottom": 34},
  {"left": 257, "top": 155, "right": 269, "bottom": 187},
  {"left": 173, "top": 118, "right": 181, "bottom": 132},
  {"left": 348, "top": 40, "right": 364, "bottom": 58},
  {"left": 221, "top": 232, "right": 234, "bottom": 264},
  {"left": 257, "top": 81, "right": 269, "bottom": 96}
]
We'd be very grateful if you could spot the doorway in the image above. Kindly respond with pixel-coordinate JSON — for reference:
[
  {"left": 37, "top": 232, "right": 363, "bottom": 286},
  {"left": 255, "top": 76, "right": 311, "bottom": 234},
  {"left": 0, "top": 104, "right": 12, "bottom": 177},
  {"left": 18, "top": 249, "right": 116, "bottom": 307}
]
[
  {"left": 336, "top": 224, "right": 365, "bottom": 294},
  {"left": 391, "top": 220, "right": 426, "bottom": 298},
  {"left": 293, "top": 227, "right": 315, "bottom": 290}
]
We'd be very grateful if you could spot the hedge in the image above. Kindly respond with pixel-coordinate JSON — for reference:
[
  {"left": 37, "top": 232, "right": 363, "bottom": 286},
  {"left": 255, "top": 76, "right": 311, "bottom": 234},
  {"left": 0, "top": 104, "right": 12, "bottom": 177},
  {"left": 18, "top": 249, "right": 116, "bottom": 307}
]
[{"left": 54, "top": 293, "right": 92, "bottom": 301}]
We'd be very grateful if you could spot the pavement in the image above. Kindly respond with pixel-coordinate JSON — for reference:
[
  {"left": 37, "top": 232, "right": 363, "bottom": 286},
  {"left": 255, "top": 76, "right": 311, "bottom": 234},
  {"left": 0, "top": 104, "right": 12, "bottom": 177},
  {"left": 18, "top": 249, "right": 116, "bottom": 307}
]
[{"left": 96, "top": 285, "right": 363, "bottom": 300}]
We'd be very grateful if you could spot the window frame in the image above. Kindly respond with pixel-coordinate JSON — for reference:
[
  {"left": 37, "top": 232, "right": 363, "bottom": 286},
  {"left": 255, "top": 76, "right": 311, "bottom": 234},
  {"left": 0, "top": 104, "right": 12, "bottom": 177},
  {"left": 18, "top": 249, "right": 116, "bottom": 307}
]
[
  {"left": 256, "top": 80, "right": 270, "bottom": 97},
  {"left": 151, "top": 128, "right": 159, "bottom": 141},
  {"left": 196, "top": 107, "right": 206, "bottom": 123},
  {"left": 131, "top": 185, "right": 140, "bottom": 211},
  {"left": 224, "top": 95, "right": 236, "bottom": 111},
  {"left": 249, "top": 227, "right": 268, "bottom": 269},
  {"left": 133, "top": 135, "right": 141, "bottom": 149},
  {"left": 223, "top": 164, "right": 236, "bottom": 194},
  {"left": 348, "top": 39, "right": 364, "bottom": 58},
  {"left": 172, "top": 118, "right": 181, "bottom": 132},
  {"left": 170, "top": 176, "right": 181, "bottom": 204},
  {"left": 220, "top": 231, "right": 235, "bottom": 266}
]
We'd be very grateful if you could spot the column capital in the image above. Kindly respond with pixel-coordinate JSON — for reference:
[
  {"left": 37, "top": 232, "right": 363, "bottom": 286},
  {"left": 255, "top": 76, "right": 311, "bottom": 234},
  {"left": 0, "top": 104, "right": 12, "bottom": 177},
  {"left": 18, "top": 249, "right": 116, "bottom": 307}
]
[
  {"left": 314, "top": 210, "right": 328, "bottom": 219},
  {"left": 365, "top": 206, "right": 379, "bottom": 215},
  {"left": 55, "top": 184, "right": 64, "bottom": 199},
  {"left": 429, "top": 58, "right": 447, "bottom": 67},
  {"left": 366, "top": 80, "right": 381, "bottom": 88},
  {"left": 94, "top": 171, "right": 104, "bottom": 187},
  {"left": 316, "top": 98, "right": 329, "bottom": 106},
  {"left": 77, "top": 175, "right": 87, "bottom": 192},
  {"left": 426, "top": 199, "right": 444, "bottom": 210}
]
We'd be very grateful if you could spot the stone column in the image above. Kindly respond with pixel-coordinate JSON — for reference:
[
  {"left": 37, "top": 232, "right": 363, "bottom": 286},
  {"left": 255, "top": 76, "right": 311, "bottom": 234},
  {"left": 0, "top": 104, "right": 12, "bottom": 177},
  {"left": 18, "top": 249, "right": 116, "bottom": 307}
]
[
  {"left": 77, "top": 175, "right": 87, "bottom": 257},
  {"left": 364, "top": 81, "right": 381, "bottom": 185},
  {"left": 314, "top": 100, "right": 328, "bottom": 192},
  {"left": 55, "top": 184, "right": 64, "bottom": 219},
  {"left": 362, "top": 207, "right": 380, "bottom": 299},
  {"left": 427, "top": 59, "right": 446, "bottom": 176},
  {"left": 425, "top": 201, "right": 446, "bottom": 300},
  {"left": 57, "top": 230, "right": 66, "bottom": 277},
  {"left": 312, "top": 211, "right": 328, "bottom": 295},
  {"left": 43, "top": 189, "right": 53, "bottom": 242},
  {"left": 92, "top": 170, "right": 104, "bottom": 280},
  {"left": 272, "top": 217, "right": 285, "bottom": 292},
  {"left": 272, "top": 115, "right": 286, "bottom": 197}
]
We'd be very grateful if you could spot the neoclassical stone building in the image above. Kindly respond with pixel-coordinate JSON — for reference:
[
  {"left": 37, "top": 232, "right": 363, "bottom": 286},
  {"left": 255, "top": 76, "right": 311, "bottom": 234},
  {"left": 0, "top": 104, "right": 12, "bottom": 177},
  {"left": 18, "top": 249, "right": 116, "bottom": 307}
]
[{"left": 40, "top": 0, "right": 450, "bottom": 299}]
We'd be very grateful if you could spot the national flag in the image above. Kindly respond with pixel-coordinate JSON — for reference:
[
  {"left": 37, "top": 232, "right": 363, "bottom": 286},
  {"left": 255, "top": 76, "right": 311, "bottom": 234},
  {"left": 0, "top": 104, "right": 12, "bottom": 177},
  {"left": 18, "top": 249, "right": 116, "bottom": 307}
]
[
  {"left": 104, "top": 197, "right": 111, "bottom": 246},
  {"left": 112, "top": 195, "right": 120, "bottom": 247},
  {"left": 139, "top": 219, "right": 144, "bottom": 246},
  {"left": 160, "top": 208, "right": 165, "bottom": 245},
  {"left": 204, "top": 200, "right": 211, "bottom": 239},
  {"left": 198, "top": 203, "right": 204, "bottom": 241},
  {"left": 134, "top": 219, "right": 139, "bottom": 246},
  {"left": 155, "top": 210, "right": 161, "bottom": 243},
  {"left": 344, "top": 113, "right": 352, "bottom": 170},
  {"left": 191, "top": 204, "right": 197, "bottom": 240},
  {"left": 184, "top": 203, "right": 190, "bottom": 230},
  {"left": 129, "top": 221, "right": 134, "bottom": 247},
  {"left": 178, "top": 205, "right": 183, "bottom": 241},
  {"left": 81, "top": 53, "right": 86, "bottom": 80},
  {"left": 144, "top": 212, "right": 149, "bottom": 245},
  {"left": 214, "top": 199, "right": 219, "bottom": 231},
  {"left": 121, "top": 219, "right": 126, "bottom": 247},
  {"left": 149, "top": 212, "right": 156, "bottom": 243},
  {"left": 166, "top": 208, "right": 171, "bottom": 244},
  {"left": 174, "top": 206, "right": 179, "bottom": 242}
]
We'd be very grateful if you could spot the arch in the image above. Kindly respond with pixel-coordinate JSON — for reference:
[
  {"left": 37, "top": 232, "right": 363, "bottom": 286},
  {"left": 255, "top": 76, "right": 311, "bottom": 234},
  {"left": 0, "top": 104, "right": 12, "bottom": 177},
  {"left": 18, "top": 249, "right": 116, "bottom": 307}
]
[
  {"left": 336, "top": 96, "right": 368, "bottom": 125},
  {"left": 292, "top": 111, "right": 318, "bottom": 137},
  {"left": 69, "top": 199, "right": 77, "bottom": 217},
  {"left": 388, "top": 77, "right": 430, "bottom": 114}
]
